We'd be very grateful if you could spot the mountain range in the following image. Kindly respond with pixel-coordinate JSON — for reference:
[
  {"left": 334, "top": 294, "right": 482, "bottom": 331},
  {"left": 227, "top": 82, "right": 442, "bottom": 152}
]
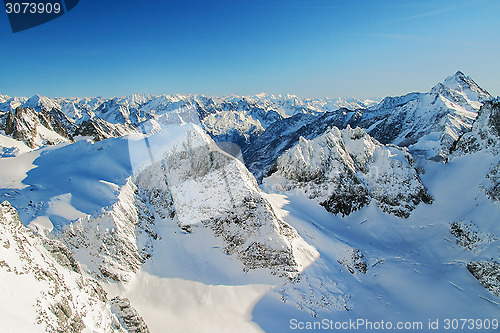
[{"left": 1, "top": 71, "right": 499, "bottom": 333}]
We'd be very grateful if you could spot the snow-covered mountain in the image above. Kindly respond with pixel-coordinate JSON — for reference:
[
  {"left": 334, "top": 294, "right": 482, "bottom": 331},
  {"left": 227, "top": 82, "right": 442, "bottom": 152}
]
[
  {"left": 0, "top": 123, "right": 323, "bottom": 330},
  {"left": 1, "top": 71, "right": 500, "bottom": 332},
  {"left": 242, "top": 71, "right": 492, "bottom": 182},
  {"left": 359, "top": 71, "right": 491, "bottom": 161},
  {"left": 0, "top": 106, "right": 73, "bottom": 150},
  {"left": 264, "top": 126, "right": 432, "bottom": 218},
  {"left": 452, "top": 98, "right": 500, "bottom": 157},
  {"left": 0, "top": 92, "right": 378, "bottom": 154}
]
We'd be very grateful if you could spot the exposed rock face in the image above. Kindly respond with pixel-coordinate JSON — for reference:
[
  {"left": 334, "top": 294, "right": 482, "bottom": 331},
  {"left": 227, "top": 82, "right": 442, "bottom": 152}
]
[
  {"left": 338, "top": 249, "right": 368, "bottom": 275},
  {"left": 467, "top": 261, "right": 500, "bottom": 297},
  {"left": 242, "top": 109, "right": 358, "bottom": 182},
  {"left": 447, "top": 99, "right": 500, "bottom": 297},
  {"left": 0, "top": 97, "right": 139, "bottom": 147},
  {"left": 111, "top": 297, "right": 150, "bottom": 333},
  {"left": 73, "top": 118, "right": 138, "bottom": 142},
  {"left": 486, "top": 163, "right": 500, "bottom": 202},
  {"left": 0, "top": 107, "right": 73, "bottom": 148},
  {"left": 453, "top": 99, "right": 500, "bottom": 156},
  {"left": 449, "top": 219, "right": 499, "bottom": 297},
  {"left": 0, "top": 201, "right": 130, "bottom": 332},
  {"left": 42, "top": 238, "right": 82, "bottom": 274},
  {"left": 265, "top": 126, "right": 432, "bottom": 218},
  {"left": 450, "top": 220, "right": 496, "bottom": 251}
]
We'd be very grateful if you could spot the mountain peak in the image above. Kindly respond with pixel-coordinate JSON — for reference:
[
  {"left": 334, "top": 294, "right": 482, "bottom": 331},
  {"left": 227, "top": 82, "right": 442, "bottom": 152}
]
[
  {"left": 453, "top": 70, "right": 466, "bottom": 78},
  {"left": 444, "top": 70, "right": 471, "bottom": 86},
  {"left": 436, "top": 71, "right": 491, "bottom": 103}
]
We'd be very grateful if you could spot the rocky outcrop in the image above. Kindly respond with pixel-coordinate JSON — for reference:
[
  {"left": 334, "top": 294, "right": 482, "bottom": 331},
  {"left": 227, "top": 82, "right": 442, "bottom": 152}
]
[
  {"left": 450, "top": 220, "right": 496, "bottom": 251},
  {"left": 0, "top": 107, "right": 73, "bottom": 148},
  {"left": 111, "top": 297, "right": 150, "bottom": 333},
  {"left": 358, "top": 71, "right": 491, "bottom": 161},
  {"left": 449, "top": 220, "right": 499, "bottom": 297},
  {"left": 338, "top": 248, "right": 368, "bottom": 275},
  {"left": 467, "top": 261, "right": 500, "bottom": 297},
  {"left": 452, "top": 99, "right": 500, "bottom": 156},
  {"left": 73, "top": 118, "right": 138, "bottom": 142},
  {"left": 452, "top": 98, "right": 500, "bottom": 203}
]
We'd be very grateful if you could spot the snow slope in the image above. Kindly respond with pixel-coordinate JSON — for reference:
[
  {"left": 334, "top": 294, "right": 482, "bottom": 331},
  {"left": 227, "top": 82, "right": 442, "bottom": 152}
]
[
  {"left": 0, "top": 71, "right": 498, "bottom": 332},
  {"left": 254, "top": 151, "right": 500, "bottom": 332},
  {"left": 0, "top": 132, "right": 32, "bottom": 157}
]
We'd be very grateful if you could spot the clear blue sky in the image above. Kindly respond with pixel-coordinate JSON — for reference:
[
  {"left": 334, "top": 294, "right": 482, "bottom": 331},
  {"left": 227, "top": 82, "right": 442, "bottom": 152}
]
[{"left": 0, "top": 0, "right": 499, "bottom": 99}]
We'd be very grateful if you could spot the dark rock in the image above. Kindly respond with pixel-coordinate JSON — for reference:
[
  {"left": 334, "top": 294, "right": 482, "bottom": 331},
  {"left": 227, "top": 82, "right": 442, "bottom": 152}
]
[
  {"left": 111, "top": 296, "right": 150, "bottom": 333},
  {"left": 467, "top": 261, "right": 500, "bottom": 297}
]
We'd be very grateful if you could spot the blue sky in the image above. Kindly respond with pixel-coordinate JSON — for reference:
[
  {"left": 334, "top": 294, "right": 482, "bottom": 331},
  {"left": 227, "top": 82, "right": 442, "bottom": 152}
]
[{"left": 0, "top": 0, "right": 499, "bottom": 99}]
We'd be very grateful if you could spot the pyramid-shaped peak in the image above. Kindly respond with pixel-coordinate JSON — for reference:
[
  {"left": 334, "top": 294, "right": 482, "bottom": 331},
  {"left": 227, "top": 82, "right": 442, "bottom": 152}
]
[{"left": 440, "top": 71, "right": 491, "bottom": 102}]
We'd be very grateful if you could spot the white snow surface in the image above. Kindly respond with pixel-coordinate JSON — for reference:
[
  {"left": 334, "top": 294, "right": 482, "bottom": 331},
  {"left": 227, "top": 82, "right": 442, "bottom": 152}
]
[
  {"left": 364, "top": 71, "right": 492, "bottom": 161},
  {"left": 0, "top": 132, "right": 32, "bottom": 157},
  {"left": 105, "top": 271, "right": 273, "bottom": 333}
]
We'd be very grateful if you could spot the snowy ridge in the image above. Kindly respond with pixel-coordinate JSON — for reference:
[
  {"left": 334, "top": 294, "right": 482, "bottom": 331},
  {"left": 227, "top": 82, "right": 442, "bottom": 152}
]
[
  {"left": 0, "top": 122, "right": 319, "bottom": 307},
  {"left": 453, "top": 98, "right": 500, "bottom": 156},
  {"left": 0, "top": 131, "right": 32, "bottom": 157},
  {"left": 242, "top": 109, "right": 361, "bottom": 181},
  {"left": 2, "top": 71, "right": 500, "bottom": 332},
  {"left": 0, "top": 71, "right": 490, "bottom": 167},
  {"left": 0, "top": 201, "right": 141, "bottom": 332},
  {"left": 265, "top": 126, "right": 432, "bottom": 217},
  {"left": 446, "top": 98, "right": 500, "bottom": 296},
  {"left": 241, "top": 71, "right": 492, "bottom": 184},
  {"left": 60, "top": 179, "right": 156, "bottom": 282}
]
